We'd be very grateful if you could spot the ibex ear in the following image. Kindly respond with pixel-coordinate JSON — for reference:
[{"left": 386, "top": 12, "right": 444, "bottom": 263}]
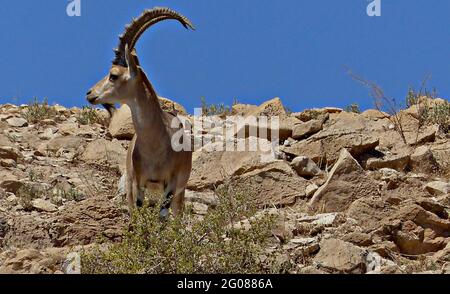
[{"left": 125, "top": 44, "right": 138, "bottom": 79}]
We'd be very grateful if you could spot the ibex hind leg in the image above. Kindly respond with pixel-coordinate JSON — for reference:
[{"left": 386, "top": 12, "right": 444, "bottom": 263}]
[
  {"left": 126, "top": 174, "right": 134, "bottom": 214},
  {"left": 171, "top": 190, "right": 185, "bottom": 217},
  {"left": 126, "top": 176, "right": 144, "bottom": 215}
]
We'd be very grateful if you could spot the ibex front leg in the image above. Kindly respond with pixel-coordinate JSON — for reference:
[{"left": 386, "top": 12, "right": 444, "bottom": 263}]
[{"left": 160, "top": 182, "right": 177, "bottom": 220}]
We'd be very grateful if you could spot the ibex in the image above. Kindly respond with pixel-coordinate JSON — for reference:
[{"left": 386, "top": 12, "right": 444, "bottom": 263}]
[{"left": 86, "top": 7, "right": 194, "bottom": 218}]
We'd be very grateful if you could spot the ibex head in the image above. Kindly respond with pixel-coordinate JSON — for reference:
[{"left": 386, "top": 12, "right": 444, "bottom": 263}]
[{"left": 86, "top": 7, "right": 195, "bottom": 108}]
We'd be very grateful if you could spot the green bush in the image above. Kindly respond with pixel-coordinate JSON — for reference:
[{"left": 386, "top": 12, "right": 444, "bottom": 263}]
[
  {"left": 82, "top": 186, "right": 284, "bottom": 274},
  {"left": 21, "top": 98, "right": 57, "bottom": 124},
  {"left": 345, "top": 103, "right": 361, "bottom": 114},
  {"left": 200, "top": 97, "right": 237, "bottom": 117},
  {"left": 77, "top": 106, "right": 108, "bottom": 126},
  {"left": 425, "top": 101, "right": 450, "bottom": 133},
  {"left": 16, "top": 184, "right": 44, "bottom": 211}
]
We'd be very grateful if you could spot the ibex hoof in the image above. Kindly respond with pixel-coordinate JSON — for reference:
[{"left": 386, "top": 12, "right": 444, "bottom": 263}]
[
  {"left": 136, "top": 199, "right": 143, "bottom": 207},
  {"left": 159, "top": 208, "right": 169, "bottom": 220}
]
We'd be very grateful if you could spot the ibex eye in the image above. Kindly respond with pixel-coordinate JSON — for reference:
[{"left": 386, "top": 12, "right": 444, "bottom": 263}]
[{"left": 109, "top": 74, "right": 119, "bottom": 81}]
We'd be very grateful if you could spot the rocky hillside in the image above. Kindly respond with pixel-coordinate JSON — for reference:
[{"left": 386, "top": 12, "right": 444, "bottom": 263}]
[{"left": 0, "top": 96, "right": 449, "bottom": 274}]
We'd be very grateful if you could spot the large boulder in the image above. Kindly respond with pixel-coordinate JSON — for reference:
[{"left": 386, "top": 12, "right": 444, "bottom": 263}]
[
  {"left": 361, "top": 109, "right": 389, "bottom": 120},
  {"left": 188, "top": 138, "right": 276, "bottom": 191},
  {"left": 108, "top": 105, "right": 135, "bottom": 140},
  {"left": 379, "top": 204, "right": 450, "bottom": 255},
  {"left": 379, "top": 111, "right": 439, "bottom": 148},
  {"left": 234, "top": 115, "right": 302, "bottom": 142},
  {"left": 228, "top": 160, "right": 308, "bottom": 207},
  {"left": 309, "top": 149, "right": 379, "bottom": 213},
  {"left": 431, "top": 141, "right": 450, "bottom": 175},
  {"left": 158, "top": 97, "right": 187, "bottom": 115},
  {"left": 247, "top": 97, "right": 286, "bottom": 117},
  {"left": 409, "top": 146, "right": 440, "bottom": 173},
  {"left": 292, "top": 118, "right": 325, "bottom": 140},
  {"left": 282, "top": 134, "right": 379, "bottom": 165}
]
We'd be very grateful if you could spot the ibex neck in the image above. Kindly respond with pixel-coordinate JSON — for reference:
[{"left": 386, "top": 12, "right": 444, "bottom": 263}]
[{"left": 127, "top": 80, "right": 168, "bottom": 145}]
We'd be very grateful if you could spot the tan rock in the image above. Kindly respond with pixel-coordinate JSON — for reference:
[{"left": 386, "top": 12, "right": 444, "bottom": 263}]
[
  {"left": 38, "top": 136, "right": 85, "bottom": 155},
  {"left": 361, "top": 109, "right": 389, "bottom": 120},
  {"left": 108, "top": 105, "right": 135, "bottom": 140},
  {"left": 366, "top": 153, "right": 410, "bottom": 171},
  {"left": 58, "top": 123, "right": 79, "bottom": 136},
  {"left": 184, "top": 190, "right": 219, "bottom": 208},
  {"left": 191, "top": 202, "right": 209, "bottom": 215},
  {"left": 313, "top": 238, "right": 366, "bottom": 273},
  {"left": 292, "top": 119, "right": 324, "bottom": 140},
  {"left": 228, "top": 160, "right": 308, "bottom": 207},
  {"left": 247, "top": 97, "right": 286, "bottom": 117},
  {"left": 0, "top": 179, "right": 24, "bottom": 194},
  {"left": 0, "top": 134, "right": 13, "bottom": 146},
  {"left": 234, "top": 115, "right": 301, "bottom": 141},
  {"left": 425, "top": 181, "right": 450, "bottom": 196},
  {"left": 297, "top": 212, "right": 339, "bottom": 227},
  {"left": 279, "top": 116, "right": 302, "bottom": 141},
  {"left": 433, "top": 242, "right": 450, "bottom": 263},
  {"left": 0, "top": 114, "right": 13, "bottom": 121},
  {"left": 410, "top": 146, "right": 439, "bottom": 173},
  {"left": 0, "top": 146, "right": 20, "bottom": 162},
  {"left": 381, "top": 204, "right": 450, "bottom": 255},
  {"left": 6, "top": 117, "right": 28, "bottom": 127},
  {"left": 0, "top": 159, "right": 16, "bottom": 168},
  {"left": 282, "top": 134, "right": 379, "bottom": 165},
  {"left": 347, "top": 196, "right": 395, "bottom": 230},
  {"left": 81, "top": 139, "right": 127, "bottom": 172},
  {"left": 158, "top": 97, "right": 187, "bottom": 115},
  {"left": 416, "top": 198, "right": 448, "bottom": 219},
  {"left": 232, "top": 103, "right": 257, "bottom": 116},
  {"left": 342, "top": 232, "right": 373, "bottom": 247},
  {"left": 0, "top": 248, "right": 65, "bottom": 274},
  {"left": 293, "top": 107, "right": 342, "bottom": 122},
  {"left": 31, "top": 199, "right": 58, "bottom": 213},
  {"left": 431, "top": 141, "right": 450, "bottom": 175},
  {"left": 309, "top": 149, "right": 379, "bottom": 213},
  {"left": 38, "top": 128, "right": 56, "bottom": 140},
  {"left": 188, "top": 138, "right": 275, "bottom": 191},
  {"left": 290, "top": 156, "right": 322, "bottom": 177}
]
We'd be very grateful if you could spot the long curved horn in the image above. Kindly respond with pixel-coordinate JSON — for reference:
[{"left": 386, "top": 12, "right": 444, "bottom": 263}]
[{"left": 113, "top": 7, "right": 195, "bottom": 66}]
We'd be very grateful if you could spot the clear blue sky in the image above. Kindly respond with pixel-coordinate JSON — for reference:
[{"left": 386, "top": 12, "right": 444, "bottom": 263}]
[{"left": 0, "top": 0, "right": 449, "bottom": 113}]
